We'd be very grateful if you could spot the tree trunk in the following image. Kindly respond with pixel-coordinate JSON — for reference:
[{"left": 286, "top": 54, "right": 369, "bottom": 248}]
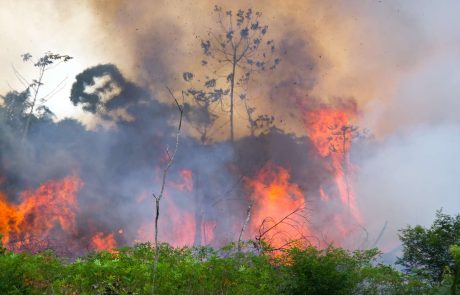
[
  {"left": 22, "top": 67, "right": 44, "bottom": 141},
  {"left": 151, "top": 88, "right": 183, "bottom": 294},
  {"left": 238, "top": 201, "right": 254, "bottom": 251},
  {"left": 229, "top": 50, "right": 237, "bottom": 141},
  {"left": 152, "top": 198, "right": 160, "bottom": 293},
  {"left": 193, "top": 172, "right": 203, "bottom": 246}
]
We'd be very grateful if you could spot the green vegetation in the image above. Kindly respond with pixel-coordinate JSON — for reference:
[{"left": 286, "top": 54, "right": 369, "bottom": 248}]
[
  {"left": 1, "top": 211, "right": 460, "bottom": 294},
  {"left": 0, "top": 240, "right": 434, "bottom": 294},
  {"left": 397, "top": 210, "right": 460, "bottom": 292}
]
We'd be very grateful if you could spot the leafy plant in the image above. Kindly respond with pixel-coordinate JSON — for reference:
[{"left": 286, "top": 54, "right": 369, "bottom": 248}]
[{"left": 397, "top": 210, "right": 460, "bottom": 284}]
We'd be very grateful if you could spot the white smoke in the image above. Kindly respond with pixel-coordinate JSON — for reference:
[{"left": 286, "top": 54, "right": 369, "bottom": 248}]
[
  {"left": 354, "top": 3, "right": 460, "bottom": 251},
  {"left": 355, "top": 123, "right": 460, "bottom": 252}
]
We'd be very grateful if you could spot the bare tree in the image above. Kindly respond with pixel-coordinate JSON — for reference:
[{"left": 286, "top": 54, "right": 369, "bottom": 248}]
[
  {"left": 183, "top": 6, "right": 280, "bottom": 141},
  {"left": 15, "top": 52, "right": 72, "bottom": 140},
  {"left": 237, "top": 200, "right": 254, "bottom": 251},
  {"left": 151, "top": 87, "right": 184, "bottom": 293}
]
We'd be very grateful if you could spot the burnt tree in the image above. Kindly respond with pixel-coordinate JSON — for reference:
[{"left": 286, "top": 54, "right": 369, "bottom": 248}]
[{"left": 183, "top": 6, "right": 279, "bottom": 141}]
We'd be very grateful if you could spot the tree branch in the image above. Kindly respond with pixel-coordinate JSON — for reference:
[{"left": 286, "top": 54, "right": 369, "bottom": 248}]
[
  {"left": 237, "top": 200, "right": 254, "bottom": 251},
  {"left": 152, "top": 86, "right": 184, "bottom": 293}
]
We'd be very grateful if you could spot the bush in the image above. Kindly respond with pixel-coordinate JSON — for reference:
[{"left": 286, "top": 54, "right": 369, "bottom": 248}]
[
  {"left": 0, "top": 241, "right": 434, "bottom": 294},
  {"left": 0, "top": 250, "right": 62, "bottom": 294}
]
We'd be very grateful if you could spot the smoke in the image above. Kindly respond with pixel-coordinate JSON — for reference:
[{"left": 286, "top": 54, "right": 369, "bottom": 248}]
[
  {"left": 363, "top": 54, "right": 460, "bottom": 135},
  {"left": 354, "top": 124, "right": 460, "bottom": 254},
  {"left": 0, "top": 64, "right": 182, "bottom": 253},
  {"left": 1, "top": 61, "right": 344, "bottom": 253},
  {"left": 354, "top": 53, "right": 460, "bottom": 253},
  {"left": 1, "top": 0, "right": 460, "bottom": 256},
  {"left": 353, "top": 1, "right": 460, "bottom": 252}
]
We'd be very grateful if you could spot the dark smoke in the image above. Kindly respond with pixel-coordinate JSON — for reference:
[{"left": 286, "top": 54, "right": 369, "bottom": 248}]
[{"left": 0, "top": 63, "right": 353, "bottom": 254}]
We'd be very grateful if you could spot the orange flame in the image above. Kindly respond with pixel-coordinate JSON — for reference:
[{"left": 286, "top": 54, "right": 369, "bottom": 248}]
[
  {"left": 164, "top": 197, "right": 196, "bottom": 246},
  {"left": 306, "top": 109, "right": 352, "bottom": 157},
  {"left": 245, "top": 163, "right": 311, "bottom": 249},
  {"left": 0, "top": 176, "right": 83, "bottom": 247},
  {"left": 304, "top": 108, "right": 363, "bottom": 242},
  {"left": 90, "top": 232, "right": 117, "bottom": 252},
  {"left": 136, "top": 197, "right": 201, "bottom": 247},
  {"left": 136, "top": 166, "right": 215, "bottom": 247}
]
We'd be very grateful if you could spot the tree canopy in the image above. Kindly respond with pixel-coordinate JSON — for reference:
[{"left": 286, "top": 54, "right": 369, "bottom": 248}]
[{"left": 397, "top": 210, "right": 460, "bottom": 285}]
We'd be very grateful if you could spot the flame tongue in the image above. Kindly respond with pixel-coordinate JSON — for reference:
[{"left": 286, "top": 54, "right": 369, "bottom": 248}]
[
  {"left": 136, "top": 168, "right": 216, "bottom": 247},
  {"left": 306, "top": 109, "right": 352, "bottom": 157},
  {"left": 90, "top": 232, "right": 117, "bottom": 252},
  {"left": 0, "top": 176, "right": 83, "bottom": 249},
  {"left": 245, "top": 162, "right": 310, "bottom": 249},
  {"left": 304, "top": 108, "right": 363, "bottom": 243}
]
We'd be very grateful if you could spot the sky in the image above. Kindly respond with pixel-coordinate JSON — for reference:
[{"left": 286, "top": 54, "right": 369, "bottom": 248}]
[{"left": 1, "top": 0, "right": 459, "bottom": 133}]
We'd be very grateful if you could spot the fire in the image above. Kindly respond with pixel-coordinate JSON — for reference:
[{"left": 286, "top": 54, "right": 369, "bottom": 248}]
[
  {"left": 245, "top": 163, "right": 311, "bottom": 249},
  {"left": 137, "top": 168, "right": 214, "bottom": 246},
  {"left": 90, "top": 232, "right": 117, "bottom": 251},
  {"left": 136, "top": 197, "right": 200, "bottom": 247},
  {"left": 169, "top": 169, "right": 193, "bottom": 192},
  {"left": 162, "top": 168, "right": 196, "bottom": 245},
  {"left": 164, "top": 198, "right": 196, "bottom": 246},
  {"left": 0, "top": 176, "right": 82, "bottom": 249},
  {"left": 306, "top": 109, "right": 352, "bottom": 157},
  {"left": 303, "top": 107, "right": 363, "bottom": 241}
]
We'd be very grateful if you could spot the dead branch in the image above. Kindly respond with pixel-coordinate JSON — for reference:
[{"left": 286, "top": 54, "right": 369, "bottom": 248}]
[
  {"left": 372, "top": 220, "right": 388, "bottom": 248},
  {"left": 237, "top": 200, "right": 254, "bottom": 251},
  {"left": 258, "top": 207, "right": 303, "bottom": 240},
  {"left": 252, "top": 207, "right": 313, "bottom": 253},
  {"left": 152, "top": 86, "right": 184, "bottom": 293}
]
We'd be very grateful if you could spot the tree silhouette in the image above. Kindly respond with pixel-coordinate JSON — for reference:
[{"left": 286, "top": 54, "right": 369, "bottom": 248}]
[
  {"left": 17, "top": 52, "right": 72, "bottom": 140},
  {"left": 183, "top": 6, "right": 280, "bottom": 141}
]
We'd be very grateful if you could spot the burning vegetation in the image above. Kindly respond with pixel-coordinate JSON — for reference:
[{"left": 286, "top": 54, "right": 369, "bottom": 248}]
[
  {"left": 1, "top": 2, "right": 460, "bottom": 294},
  {"left": 0, "top": 99, "right": 364, "bottom": 254},
  {"left": 0, "top": 4, "right": 374, "bottom": 257},
  {"left": 0, "top": 176, "right": 82, "bottom": 254},
  {"left": 244, "top": 162, "right": 309, "bottom": 250}
]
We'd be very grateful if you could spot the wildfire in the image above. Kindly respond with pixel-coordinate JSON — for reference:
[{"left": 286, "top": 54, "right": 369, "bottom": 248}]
[
  {"left": 0, "top": 176, "right": 83, "bottom": 249},
  {"left": 306, "top": 109, "right": 352, "bottom": 157},
  {"left": 0, "top": 105, "right": 367, "bottom": 253},
  {"left": 137, "top": 168, "right": 215, "bottom": 246},
  {"left": 90, "top": 232, "right": 117, "bottom": 252},
  {"left": 164, "top": 198, "right": 196, "bottom": 246},
  {"left": 245, "top": 162, "right": 311, "bottom": 249},
  {"left": 303, "top": 107, "right": 363, "bottom": 242}
]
